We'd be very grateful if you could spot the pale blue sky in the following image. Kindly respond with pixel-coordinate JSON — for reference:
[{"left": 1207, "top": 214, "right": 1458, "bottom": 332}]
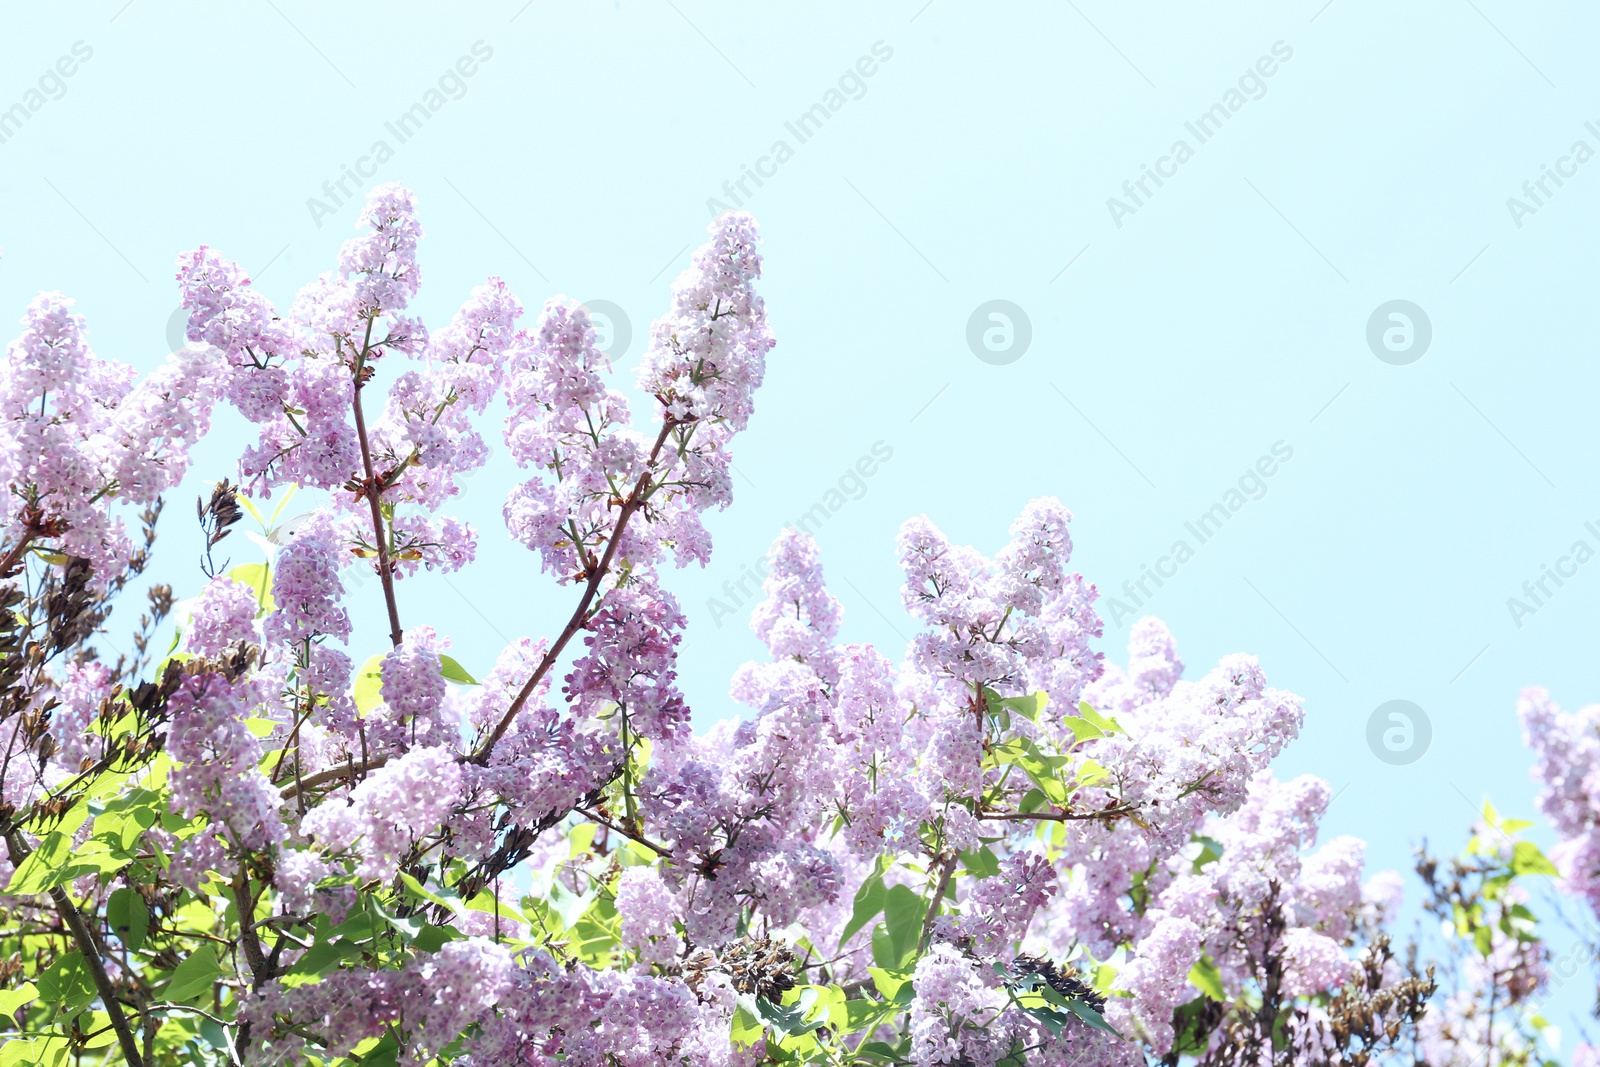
[{"left": 4, "top": 0, "right": 1599, "bottom": 1034}]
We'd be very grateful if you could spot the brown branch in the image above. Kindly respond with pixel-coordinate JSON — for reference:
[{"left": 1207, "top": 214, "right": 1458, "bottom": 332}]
[
  {"left": 471, "top": 420, "right": 677, "bottom": 764},
  {"left": 0, "top": 529, "right": 38, "bottom": 580},
  {"left": 576, "top": 806, "right": 673, "bottom": 857},
  {"left": 978, "top": 803, "right": 1139, "bottom": 824},
  {"left": 278, "top": 756, "right": 388, "bottom": 800},
  {"left": 917, "top": 852, "right": 959, "bottom": 953},
  {"left": 350, "top": 337, "right": 404, "bottom": 649},
  {"left": 4, "top": 829, "right": 145, "bottom": 1067},
  {"left": 231, "top": 868, "right": 270, "bottom": 986}
]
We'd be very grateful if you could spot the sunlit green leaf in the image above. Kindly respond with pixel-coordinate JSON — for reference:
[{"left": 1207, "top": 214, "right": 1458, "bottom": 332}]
[
  {"left": 1188, "top": 957, "right": 1224, "bottom": 1001},
  {"left": 352, "top": 652, "right": 386, "bottom": 714},
  {"left": 1076, "top": 700, "right": 1127, "bottom": 736},
  {"left": 439, "top": 654, "right": 478, "bottom": 685},
  {"left": 1511, "top": 841, "right": 1559, "bottom": 877},
  {"left": 38, "top": 952, "right": 95, "bottom": 1015},
  {"left": 167, "top": 948, "right": 223, "bottom": 1001},
  {"left": 0, "top": 981, "right": 38, "bottom": 1017}
]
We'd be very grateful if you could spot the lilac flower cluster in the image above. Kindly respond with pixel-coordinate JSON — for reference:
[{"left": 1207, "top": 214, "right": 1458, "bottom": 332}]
[
  {"left": 301, "top": 745, "right": 462, "bottom": 880},
  {"left": 1521, "top": 689, "right": 1600, "bottom": 905},
  {"left": 0, "top": 293, "right": 219, "bottom": 581},
  {"left": 165, "top": 672, "right": 283, "bottom": 886},
  {"left": 184, "top": 574, "right": 259, "bottom": 656},
  {"left": 1, "top": 187, "right": 1465, "bottom": 1066}
]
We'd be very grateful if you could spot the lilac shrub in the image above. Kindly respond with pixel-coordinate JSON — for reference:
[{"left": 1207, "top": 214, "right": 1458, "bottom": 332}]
[{"left": 6, "top": 183, "right": 1573, "bottom": 1067}]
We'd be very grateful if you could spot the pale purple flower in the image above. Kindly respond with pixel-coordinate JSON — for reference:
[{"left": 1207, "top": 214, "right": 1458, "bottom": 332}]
[{"left": 186, "top": 575, "right": 259, "bottom": 656}]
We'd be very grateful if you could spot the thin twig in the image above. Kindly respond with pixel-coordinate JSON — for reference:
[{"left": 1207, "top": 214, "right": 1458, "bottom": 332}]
[
  {"left": 4, "top": 829, "right": 146, "bottom": 1067},
  {"left": 278, "top": 756, "right": 388, "bottom": 800},
  {"left": 978, "top": 804, "right": 1138, "bottom": 823},
  {"left": 232, "top": 868, "right": 271, "bottom": 986},
  {"left": 350, "top": 327, "right": 405, "bottom": 648},
  {"left": 471, "top": 421, "right": 676, "bottom": 763},
  {"left": 576, "top": 806, "right": 674, "bottom": 857},
  {"left": 918, "top": 852, "right": 958, "bottom": 953}
]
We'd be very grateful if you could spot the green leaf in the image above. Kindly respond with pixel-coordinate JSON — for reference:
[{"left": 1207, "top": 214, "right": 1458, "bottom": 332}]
[
  {"left": 997, "top": 736, "right": 1072, "bottom": 804},
  {"left": 267, "top": 483, "right": 299, "bottom": 525},
  {"left": 357, "top": 1033, "right": 402, "bottom": 1067},
  {"left": 41, "top": 798, "right": 91, "bottom": 839},
  {"left": 870, "top": 924, "right": 897, "bottom": 970},
  {"left": 376, "top": 902, "right": 426, "bottom": 942},
  {"left": 0, "top": 981, "right": 37, "bottom": 1017},
  {"left": 996, "top": 691, "right": 1047, "bottom": 722},
  {"left": 567, "top": 821, "right": 599, "bottom": 859},
  {"left": 1191, "top": 836, "right": 1224, "bottom": 873},
  {"left": 1061, "top": 995, "right": 1121, "bottom": 1035},
  {"left": 867, "top": 966, "right": 910, "bottom": 1000},
  {"left": 960, "top": 845, "right": 1001, "bottom": 879},
  {"left": 839, "top": 866, "right": 888, "bottom": 951},
  {"left": 840, "top": 997, "right": 893, "bottom": 1032},
  {"left": 1511, "top": 841, "right": 1559, "bottom": 877},
  {"left": 352, "top": 653, "right": 386, "bottom": 714},
  {"left": 1061, "top": 716, "right": 1106, "bottom": 743},
  {"left": 882, "top": 884, "right": 923, "bottom": 967},
  {"left": 167, "top": 948, "right": 223, "bottom": 1001},
  {"left": 739, "top": 990, "right": 823, "bottom": 1041},
  {"left": 107, "top": 887, "right": 149, "bottom": 951},
  {"left": 400, "top": 871, "right": 464, "bottom": 916},
  {"left": 1076, "top": 759, "right": 1111, "bottom": 789},
  {"left": 549, "top": 879, "right": 596, "bottom": 932},
  {"left": 0, "top": 1036, "right": 68, "bottom": 1067},
  {"left": 286, "top": 937, "right": 344, "bottom": 977},
  {"left": 439, "top": 654, "right": 478, "bottom": 685},
  {"left": 1020, "top": 1005, "right": 1071, "bottom": 1038},
  {"left": 730, "top": 1004, "right": 763, "bottom": 1047},
  {"left": 413, "top": 923, "right": 460, "bottom": 953},
  {"left": 569, "top": 892, "right": 621, "bottom": 966},
  {"left": 6, "top": 832, "right": 73, "bottom": 894},
  {"left": 226, "top": 562, "right": 275, "bottom": 613},
  {"left": 1077, "top": 700, "right": 1127, "bottom": 736},
  {"left": 37, "top": 952, "right": 96, "bottom": 1015},
  {"left": 1169, "top": 996, "right": 1214, "bottom": 1057},
  {"left": 1188, "top": 957, "right": 1224, "bottom": 1001}
]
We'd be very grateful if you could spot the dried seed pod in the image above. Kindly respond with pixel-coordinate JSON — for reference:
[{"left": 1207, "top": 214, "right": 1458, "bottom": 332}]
[
  {"left": 681, "top": 937, "right": 800, "bottom": 1003},
  {"left": 1009, "top": 953, "right": 1107, "bottom": 1012}
]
